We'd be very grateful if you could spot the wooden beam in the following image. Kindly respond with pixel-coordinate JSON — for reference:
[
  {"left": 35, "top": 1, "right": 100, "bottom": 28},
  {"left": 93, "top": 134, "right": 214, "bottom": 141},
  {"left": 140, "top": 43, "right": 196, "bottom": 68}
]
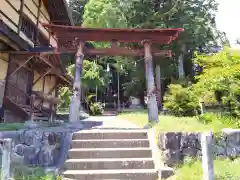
[
  {"left": 83, "top": 48, "right": 171, "bottom": 57},
  {"left": 32, "top": 68, "right": 53, "bottom": 86},
  {"left": 35, "top": 0, "right": 42, "bottom": 47},
  {"left": 37, "top": 55, "right": 54, "bottom": 68},
  {"left": 18, "top": 0, "right": 24, "bottom": 34},
  {"left": 0, "top": 20, "right": 30, "bottom": 50},
  {"left": 5, "top": 48, "right": 172, "bottom": 57},
  {"left": 13, "top": 60, "right": 32, "bottom": 72},
  {"left": 42, "top": 23, "right": 183, "bottom": 44},
  {"left": 42, "top": 76, "right": 46, "bottom": 93},
  {"left": 8, "top": 56, "right": 34, "bottom": 78},
  {"left": 47, "top": 83, "right": 57, "bottom": 95}
]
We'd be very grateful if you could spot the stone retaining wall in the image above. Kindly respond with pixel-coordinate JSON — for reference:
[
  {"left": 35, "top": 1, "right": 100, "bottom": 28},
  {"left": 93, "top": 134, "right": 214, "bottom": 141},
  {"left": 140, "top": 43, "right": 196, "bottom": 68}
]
[
  {"left": 0, "top": 128, "right": 72, "bottom": 168},
  {"left": 159, "top": 128, "right": 240, "bottom": 167}
]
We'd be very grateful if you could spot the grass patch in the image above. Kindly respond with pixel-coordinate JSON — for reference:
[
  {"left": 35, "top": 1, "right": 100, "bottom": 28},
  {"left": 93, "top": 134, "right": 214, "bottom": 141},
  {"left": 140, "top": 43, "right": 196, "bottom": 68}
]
[
  {"left": 0, "top": 123, "right": 25, "bottom": 131},
  {"left": 120, "top": 111, "right": 240, "bottom": 179},
  {"left": 1, "top": 167, "right": 61, "bottom": 180},
  {"left": 119, "top": 111, "right": 238, "bottom": 132},
  {"left": 168, "top": 158, "right": 240, "bottom": 180}
]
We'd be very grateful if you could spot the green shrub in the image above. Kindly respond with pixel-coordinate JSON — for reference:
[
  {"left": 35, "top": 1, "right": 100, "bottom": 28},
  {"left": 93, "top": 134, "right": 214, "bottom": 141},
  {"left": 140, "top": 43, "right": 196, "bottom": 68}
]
[
  {"left": 0, "top": 123, "right": 24, "bottom": 131},
  {"left": 201, "top": 91, "right": 218, "bottom": 106},
  {"left": 164, "top": 84, "right": 199, "bottom": 116},
  {"left": 1, "top": 167, "right": 61, "bottom": 180},
  {"left": 197, "top": 113, "right": 240, "bottom": 128},
  {"left": 197, "top": 113, "right": 218, "bottom": 124},
  {"left": 89, "top": 102, "right": 104, "bottom": 116}
]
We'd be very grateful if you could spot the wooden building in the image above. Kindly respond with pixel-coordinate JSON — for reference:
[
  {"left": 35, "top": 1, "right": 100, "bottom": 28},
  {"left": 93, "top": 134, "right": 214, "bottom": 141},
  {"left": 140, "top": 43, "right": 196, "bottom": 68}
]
[{"left": 0, "top": 0, "right": 73, "bottom": 123}]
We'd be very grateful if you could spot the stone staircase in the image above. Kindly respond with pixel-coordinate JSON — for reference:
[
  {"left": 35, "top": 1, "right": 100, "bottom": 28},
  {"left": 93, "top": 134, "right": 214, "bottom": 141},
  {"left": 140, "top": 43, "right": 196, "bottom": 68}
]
[{"left": 62, "top": 129, "right": 159, "bottom": 180}]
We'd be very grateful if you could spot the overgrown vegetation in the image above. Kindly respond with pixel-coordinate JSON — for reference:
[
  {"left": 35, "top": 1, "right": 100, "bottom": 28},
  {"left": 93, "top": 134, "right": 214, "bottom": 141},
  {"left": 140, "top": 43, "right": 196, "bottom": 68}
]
[
  {"left": 119, "top": 111, "right": 239, "bottom": 132},
  {"left": 89, "top": 102, "right": 104, "bottom": 116},
  {"left": 164, "top": 84, "right": 199, "bottom": 116},
  {"left": 193, "top": 48, "right": 240, "bottom": 118},
  {"left": 65, "top": 0, "right": 228, "bottom": 110},
  {"left": 198, "top": 113, "right": 240, "bottom": 128},
  {"left": 1, "top": 167, "right": 61, "bottom": 180},
  {"left": 0, "top": 123, "right": 24, "bottom": 131},
  {"left": 167, "top": 158, "right": 240, "bottom": 180},
  {"left": 163, "top": 48, "right": 240, "bottom": 129},
  {"left": 58, "top": 60, "right": 109, "bottom": 111}
]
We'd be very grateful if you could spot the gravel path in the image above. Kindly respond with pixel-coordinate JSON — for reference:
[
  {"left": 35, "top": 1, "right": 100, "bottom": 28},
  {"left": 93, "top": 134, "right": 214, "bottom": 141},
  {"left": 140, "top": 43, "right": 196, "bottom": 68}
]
[{"left": 81, "top": 116, "right": 141, "bottom": 129}]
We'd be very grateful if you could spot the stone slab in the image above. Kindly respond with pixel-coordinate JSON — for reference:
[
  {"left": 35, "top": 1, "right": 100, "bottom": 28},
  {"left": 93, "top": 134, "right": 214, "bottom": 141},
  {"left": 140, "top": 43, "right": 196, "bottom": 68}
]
[
  {"left": 68, "top": 148, "right": 152, "bottom": 159},
  {"left": 62, "top": 169, "right": 158, "bottom": 180},
  {"left": 65, "top": 158, "right": 154, "bottom": 170},
  {"left": 71, "top": 139, "right": 150, "bottom": 149}
]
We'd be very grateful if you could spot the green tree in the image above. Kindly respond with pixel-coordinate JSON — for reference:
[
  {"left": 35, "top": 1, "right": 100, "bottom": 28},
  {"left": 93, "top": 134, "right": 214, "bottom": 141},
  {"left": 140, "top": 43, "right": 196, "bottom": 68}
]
[
  {"left": 58, "top": 60, "right": 109, "bottom": 108},
  {"left": 193, "top": 47, "right": 240, "bottom": 117},
  {"left": 67, "top": 60, "right": 108, "bottom": 91},
  {"left": 83, "top": 0, "right": 128, "bottom": 28},
  {"left": 69, "top": 0, "right": 89, "bottom": 25},
  {"left": 80, "top": 0, "right": 226, "bottom": 106}
]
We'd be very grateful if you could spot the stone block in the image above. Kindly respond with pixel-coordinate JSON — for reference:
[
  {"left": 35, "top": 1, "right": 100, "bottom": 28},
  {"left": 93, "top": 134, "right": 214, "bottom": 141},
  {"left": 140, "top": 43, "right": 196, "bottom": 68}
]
[
  {"left": 222, "top": 128, "right": 240, "bottom": 145},
  {"left": 226, "top": 145, "right": 240, "bottom": 158},
  {"left": 23, "top": 145, "right": 40, "bottom": 165},
  {"left": 181, "top": 133, "right": 201, "bottom": 150},
  {"left": 38, "top": 146, "right": 54, "bottom": 167},
  {"left": 22, "top": 130, "right": 43, "bottom": 146},
  {"left": 214, "top": 145, "right": 226, "bottom": 156},
  {"left": 15, "top": 144, "right": 26, "bottom": 156},
  {"left": 42, "top": 132, "right": 58, "bottom": 146},
  {"left": 160, "top": 166, "right": 174, "bottom": 179},
  {"left": 159, "top": 132, "right": 182, "bottom": 150},
  {"left": 162, "top": 149, "right": 181, "bottom": 167},
  {"left": 182, "top": 147, "right": 199, "bottom": 156}
]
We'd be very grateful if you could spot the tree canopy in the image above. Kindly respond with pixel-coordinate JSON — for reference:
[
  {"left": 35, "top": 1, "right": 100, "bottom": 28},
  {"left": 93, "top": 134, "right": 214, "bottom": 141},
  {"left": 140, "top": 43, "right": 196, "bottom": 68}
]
[{"left": 64, "top": 0, "right": 229, "bottom": 108}]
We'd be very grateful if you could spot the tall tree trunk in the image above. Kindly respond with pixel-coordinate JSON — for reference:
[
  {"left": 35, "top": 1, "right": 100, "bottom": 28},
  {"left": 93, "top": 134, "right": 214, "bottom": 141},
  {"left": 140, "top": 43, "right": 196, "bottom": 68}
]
[
  {"left": 178, "top": 53, "right": 185, "bottom": 79},
  {"left": 155, "top": 64, "right": 162, "bottom": 110},
  {"left": 178, "top": 44, "right": 186, "bottom": 79}
]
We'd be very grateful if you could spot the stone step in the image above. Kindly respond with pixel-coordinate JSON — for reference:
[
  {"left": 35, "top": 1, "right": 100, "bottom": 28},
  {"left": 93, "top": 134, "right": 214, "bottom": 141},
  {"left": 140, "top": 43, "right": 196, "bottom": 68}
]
[
  {"left": 71, "top": 139, "right": 150, "bottom": 149},
  {"left": 73, "top": 129, "right": 148, "bottom": 140},
  {"left": 68, "top": 148, "right": 152, "bottom": 159},
  {"left": 65, "top": 158, "right": 155, "bottom": 170},
  {"left": 62, "top": 169, "right": 158, "bottom": 180}
]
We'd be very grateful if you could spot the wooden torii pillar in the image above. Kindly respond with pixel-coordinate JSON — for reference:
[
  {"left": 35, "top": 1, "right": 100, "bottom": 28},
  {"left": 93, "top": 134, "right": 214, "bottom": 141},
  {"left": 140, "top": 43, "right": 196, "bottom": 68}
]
[
  {"left": 143, "top": 40, "right": 159, "bottom": 125},
  {"left": 69, "top": 41, "right": 84, "bottom": 126}
]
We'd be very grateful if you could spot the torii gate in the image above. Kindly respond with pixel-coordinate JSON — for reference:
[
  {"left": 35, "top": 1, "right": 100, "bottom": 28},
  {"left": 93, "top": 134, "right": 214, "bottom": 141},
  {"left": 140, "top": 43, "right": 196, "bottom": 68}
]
[{"left": 42, "top": 24, "right": 183, "bottom": 128}]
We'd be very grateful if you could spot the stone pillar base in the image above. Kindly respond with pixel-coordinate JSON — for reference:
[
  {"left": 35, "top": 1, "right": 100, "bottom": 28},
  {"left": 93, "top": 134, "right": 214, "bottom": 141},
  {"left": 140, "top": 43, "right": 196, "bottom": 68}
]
[{"left": 65, "top": 121, "right": 83, "bottom": 130}]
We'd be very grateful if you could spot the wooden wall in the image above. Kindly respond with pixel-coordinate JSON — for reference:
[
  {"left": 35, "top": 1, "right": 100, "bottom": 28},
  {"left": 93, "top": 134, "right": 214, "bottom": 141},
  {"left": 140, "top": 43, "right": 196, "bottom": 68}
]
[
  {"left": 0, "top": 0, "right": 58, "bottom": 47},
  {"left": 32, "top": 71, "right": 43, "bottom": 92},
  {"left": 33, "top": 71, "right": 57, "bottom": 108},
  {"left": 0, "top": 53, "right": 9, "bottom": 108}
]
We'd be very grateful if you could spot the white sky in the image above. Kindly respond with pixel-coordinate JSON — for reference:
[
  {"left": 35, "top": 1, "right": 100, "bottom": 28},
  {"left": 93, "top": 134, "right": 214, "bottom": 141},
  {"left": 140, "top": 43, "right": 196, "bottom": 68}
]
[
  {"left": 66, "top": 0, "right": 239, "bottom": 47},
  {"left": 216, "top": 0, "right": 239, "bottom": 48}
]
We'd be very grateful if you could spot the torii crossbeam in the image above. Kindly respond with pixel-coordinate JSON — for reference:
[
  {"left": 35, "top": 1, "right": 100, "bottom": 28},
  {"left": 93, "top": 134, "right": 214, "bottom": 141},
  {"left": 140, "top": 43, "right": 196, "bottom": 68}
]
[{"left": 42, "top": 23, "right": 183, "bottom": 127}]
